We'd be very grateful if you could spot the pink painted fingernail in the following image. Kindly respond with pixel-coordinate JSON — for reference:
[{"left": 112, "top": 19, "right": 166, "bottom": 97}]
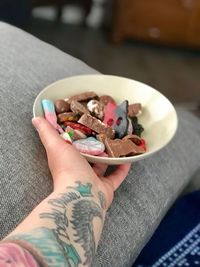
[{"left": 32, "top": 117, "right": 42, "bottom": 130}]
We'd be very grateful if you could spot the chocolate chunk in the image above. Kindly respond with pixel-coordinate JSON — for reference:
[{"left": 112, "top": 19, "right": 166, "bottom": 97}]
[
  {"left": 123, "top": 134, "right": 142, "bottom": 145},
  {"left": 99, "top": 95, "right": 116, "bottom": 106},
  {"left": 87, "top": 100, "right": 104, "bottom": 120},
  {"left": 128, "top": 103, "right": 142, "bottom": 118},
  {"left": 68, "top": 91, "right": 98, "bottom": 104},
  {"left": 96, "top": 133, "right": 107, "bottom": 144},
  {"left": 55, "top": 99, "right": 70, "bottom": 114},
  {"left": 57, "top": 112, "right": 79, "bottom": 123},
  {"left": 78, "top": 114, "right": 115, "bottom": 139},
  {"left": 105, "top": 138, "right": 145, "bottom": 158},
  {"left": 70, "top": 100, "right": 89, "bottom": 115}
]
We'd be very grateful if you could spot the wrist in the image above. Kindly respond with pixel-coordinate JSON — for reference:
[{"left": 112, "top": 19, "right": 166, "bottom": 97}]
[{"left": 53, "top": 179, "right": 107, "bottom": 211}]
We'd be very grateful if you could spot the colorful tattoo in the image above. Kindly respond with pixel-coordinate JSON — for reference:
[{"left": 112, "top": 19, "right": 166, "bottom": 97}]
[
  {"left": 5, "top": 181, "right": 106, "bottom": 267},
  {"left": 7, "top": 228, "right": 80, "bottom": 267},
  {"left": 69, "top": 181, "right": 93, "bottom": 197},
  {"left": 0, "top": 242, "right": 39, "bottom": 267}
]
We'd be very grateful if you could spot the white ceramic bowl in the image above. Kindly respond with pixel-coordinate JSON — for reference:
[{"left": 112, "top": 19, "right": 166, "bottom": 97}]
[{"left": 33, "top": 74, "right": 178, "bottom": 165}]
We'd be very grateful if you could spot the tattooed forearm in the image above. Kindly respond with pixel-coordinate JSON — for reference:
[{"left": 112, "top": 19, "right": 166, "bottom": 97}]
[
  {"left": 5, "top": 181, "right": 106, "bottom": 267},
  {"left": 48, "top": 191, "right": 80, "bottom": 208},
  {"left": 71, "top": 200, "right": 102, "bottom": 266}
]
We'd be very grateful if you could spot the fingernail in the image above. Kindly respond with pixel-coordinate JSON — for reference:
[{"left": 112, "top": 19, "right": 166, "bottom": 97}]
[{"left": 32, "top": 117, "right": 42, "bottom": 130}]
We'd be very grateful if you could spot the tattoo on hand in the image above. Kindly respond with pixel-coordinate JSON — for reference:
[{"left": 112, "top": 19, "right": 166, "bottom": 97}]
[
  {"left": 6, "top": 181, "right": 107, "bottom": 267},
  {"left": 98, "top": 191, "right": 107, "bottom": 210}
]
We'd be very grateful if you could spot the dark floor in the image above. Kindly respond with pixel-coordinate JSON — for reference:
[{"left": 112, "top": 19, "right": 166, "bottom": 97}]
[{"left": 27, "top": 18, "right": 200, "bottom": 106}]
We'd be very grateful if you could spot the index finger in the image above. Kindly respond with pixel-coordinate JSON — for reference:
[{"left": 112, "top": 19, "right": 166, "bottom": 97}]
[{"left": 105, "top": 164, "right": 131, "bottom": 191}]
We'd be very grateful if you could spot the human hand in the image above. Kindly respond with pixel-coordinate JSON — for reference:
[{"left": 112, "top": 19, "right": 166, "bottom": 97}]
[{"left": 32, "top": 117, "right": 131, "bottom": 208}]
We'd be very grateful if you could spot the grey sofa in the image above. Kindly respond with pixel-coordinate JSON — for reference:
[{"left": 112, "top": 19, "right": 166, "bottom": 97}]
[{"left": 0, "top": 22, "right": 200, "bottom": 267}]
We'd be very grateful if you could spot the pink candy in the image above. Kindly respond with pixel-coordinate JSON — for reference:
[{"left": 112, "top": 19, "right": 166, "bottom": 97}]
[
  {"left": 73, "top": 137, "right": 105, "bottom": 155},
  {"left": 42, "top": 99, "right": 64, "bottom": 133}
]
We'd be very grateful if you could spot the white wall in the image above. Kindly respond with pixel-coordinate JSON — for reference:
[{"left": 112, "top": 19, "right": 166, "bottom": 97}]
[{"left": 32, "top": 0, "right": 105, "bottom": 28}]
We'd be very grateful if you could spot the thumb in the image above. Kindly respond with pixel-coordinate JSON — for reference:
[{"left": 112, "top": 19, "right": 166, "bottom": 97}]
[
  {"left": 32, "top": 117, "right": 96, "bottom": 186},
  {"left": 32, "top": 117, "right": 70, "bottom": 153}
]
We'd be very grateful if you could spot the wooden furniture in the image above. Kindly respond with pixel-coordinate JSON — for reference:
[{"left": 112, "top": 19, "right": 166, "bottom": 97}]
[
  {"left": 32, "top": 0, "right": 92, "bottom": 23},
  {"left": 111, "top": 0, "right": 200, "bottom": 48}
]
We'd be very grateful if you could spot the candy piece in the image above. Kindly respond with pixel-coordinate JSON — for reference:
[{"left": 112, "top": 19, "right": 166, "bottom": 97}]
[
  {"left": 42, "top": 99, "right": 64, "bottom": 133},
  {"left": 96, "top": 133, "right": 107, "bottom": 144},
  {"left": 87, "top": 100, "right": 104, "bottom": 120},
  {"left": 99, "top": 95, "right": 116, "bottom": 106},
  {"left": 60, "top": 132, "right": 72, "bottom": 144},
  {"left": 103, "top": 102, "right": 117, "bottom": 126},
  {"left": 103, "top": 101, "right": 129, "bottom": 138},
  {"left": 57, "top": 112, "right": 79, "bottom": 123},
  {"left": 68, "top": 91, "right": 98, "bottom": 104},
  {"left": 128, "top": 103, "right": 142, "bottom": 118},
  {"left": 73, "top": 137, "right": 105, "bottom": 155},
  {"left": 123, "top": 134, "right": 142, "bottom": 146},
  {"left": 127, "top": 118, "right": 133, "bottom": 134},
  {"left": 74, "top": 129, "right": 87, "bottom": 139},
  {"left": 70, "top": 100, "right": 89, "bottom": 115},
  {"left": 131, "top": 116, "right": 144, "bottom": 137},
  {"left": 104, "top": 138, "right": 145, "bottom": 158},
  {"left": 63, "top": 121, "right": 92, "bottom": 135},
  {"left": 55, "top": 99, "right": 70, "bottom": 114},
  {"left": 78, "top": 114, "right": 115, "bottom": 139},
  {"left": 114, "top": 100, "right": 129, "bottom": 139},
  {"left": 139, "top": 138, "right": 147, "bottom": 151},
  {"left": 65, "top": 126, "right": 87, "bottom": 140}
]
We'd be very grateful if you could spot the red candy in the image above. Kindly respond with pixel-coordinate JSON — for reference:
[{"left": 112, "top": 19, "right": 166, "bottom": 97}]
[
  {"left": 139, "top": 138, "right": 147, "bottom": 151},
  {"left": 65, "top": 140, "right": 72, "bottom": 145},
  {"left": 103, "top": 101, "right": 129, "bottom": 139},
  {"left": 103, "top": 102, "right": 117, "bottom": 126},
  {"left": 63, "top": 121, "right": 92, "bottom": 135}
]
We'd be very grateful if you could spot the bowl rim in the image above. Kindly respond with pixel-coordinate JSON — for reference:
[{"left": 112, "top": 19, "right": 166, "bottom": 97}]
[{"left": 33, "top": 74, "right": 178, "bottom": 164}]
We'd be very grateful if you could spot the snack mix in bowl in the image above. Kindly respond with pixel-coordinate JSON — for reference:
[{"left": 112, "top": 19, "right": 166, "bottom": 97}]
[{"left": 42, "top": 91, "right": 146, "bottom": 158}]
